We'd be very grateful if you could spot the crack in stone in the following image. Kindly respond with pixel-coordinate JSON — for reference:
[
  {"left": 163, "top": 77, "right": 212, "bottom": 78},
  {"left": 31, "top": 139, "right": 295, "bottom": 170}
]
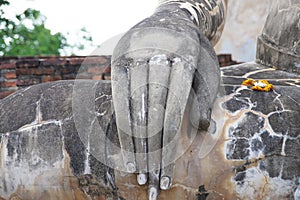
[
  {"left": 281, "top": 135, "right": 287, "bottom": 156},
  {"left": 287, "top": 95, "right": 300, "bottom": 107},
  {"left": 278, "top": 158, "right": 285, "bottom": 179},
  {"left": 272, "top": 89, "right": 285, "bottom": 112},
  {"left": 14, "top": 92, "right": 63, "bottom": 133},
  {"left": 243, "top": 153, "right": 298, "bottom": 168},
  {"left": 242, "top": 68, "right": 276, "bottom": 78}
]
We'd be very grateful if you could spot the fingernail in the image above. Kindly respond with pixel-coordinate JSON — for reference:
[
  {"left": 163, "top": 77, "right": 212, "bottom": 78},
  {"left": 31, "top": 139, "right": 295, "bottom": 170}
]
[
  {"left": 127, "top": 162, "right": 136, "bottom": 173},
  {"left": 160, "top": 176, "right": 171, "bottom": 190},
  {"left": 148, "top": 187, "right": 158, "bottom": 200},
  {"left": 137, "top": 173, "right": 147, "bottom": 185}
]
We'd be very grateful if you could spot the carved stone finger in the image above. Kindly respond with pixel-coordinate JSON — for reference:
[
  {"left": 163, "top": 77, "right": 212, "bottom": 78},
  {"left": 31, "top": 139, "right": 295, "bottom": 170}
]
[
  {"left": 111, "top": 61, "right": 136, "bottom": 173},
  {"left": 148, "top": 170, "right": 160, "bottom": 200},
  {"left": 105, "top": 113, "right": 119, "bottom": 172},
  {"left": 147, "top": 54, "right": 171, "bottom": 193},
  {"left": 190, "top": 72, "right": 212, "bottom": 131},
  {"left": 130, "top": 59, "right": 149, "bottom": 185},
  {"left": 160, "top": 57, "right": 195, "bottom": 190},
  {"left": 190, "top": 46, "right": 220, "bottom": 131}
]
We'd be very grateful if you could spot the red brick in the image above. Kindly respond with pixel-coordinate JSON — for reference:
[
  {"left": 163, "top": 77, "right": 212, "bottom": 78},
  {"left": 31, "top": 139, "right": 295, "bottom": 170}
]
[
  {"left": 42, "top": 75, "right": 62, "bottom": 82},
  {"left": 17, "top": 78, "right": 40, "bottom": 86},
  {"left": 83, "top": 56, "right": 108, "bottom": 65},
  {"left": 0, "top": 90, "right": 16, "bottom": 99},
  {"left": 16, "top": 69, "right": 26, "bottom": 75},
  {"left": 68, "top": 57, "right": 85, "bottom": 65},
  {"left": 42, "top": 57, "right": 67, "bottom": 66},
  {"left": 4, "top": 71, "right": 17, "bottom": 79},
  {"left": 16, "top": 59, "right": 40, "bottom": 68},
  {"left": 61, "top": 66, "right": 79, "bottom": 74},
  {"left": 87, "top": 67, "right": 104, "bottom": 74},
  {"left": 17, "top": 68, "right": 55, "bottom": 75},
  {"left": 103, "top": 75, "right": 111, "bottom": 80},
  {"left": 40, "top": 68, "right": 56, "bottom": 75},
  {"left": 0, "top": 63, "right": 16, "bottom": 69},
  {"left": 217, "top": 54, "right": 241, "bottom": 67},
  {"left": 76, "top": 74, "right": 92, "bottom": 79},
  {"left": 92, "top": 75, "right": 103, "bottom": 80},
  {"left": 103, "top": 65, "right": 111, "bottom": 74},
  {"left": 62, "top": 74, "right": 76, "bottom": 80},
  {"left": 0, "top": 81, "right": 16, "bottom": 88}
]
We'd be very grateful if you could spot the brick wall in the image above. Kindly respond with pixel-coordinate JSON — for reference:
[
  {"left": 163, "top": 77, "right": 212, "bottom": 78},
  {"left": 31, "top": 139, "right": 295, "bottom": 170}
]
[
  {"left": 0, "top": 54, "right": 238, "bottom": 99},
  {"left": 0, "top": 56, "right": 111, "bottom": 99}
]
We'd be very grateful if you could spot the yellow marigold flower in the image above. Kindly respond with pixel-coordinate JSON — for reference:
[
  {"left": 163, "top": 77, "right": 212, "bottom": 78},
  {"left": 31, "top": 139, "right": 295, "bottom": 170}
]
[
  {"left": 242, "top": 79, "right": 273, "bottom": 92},
  {"left": 242, "top": 79, "right": 255, "bottom": 86}
]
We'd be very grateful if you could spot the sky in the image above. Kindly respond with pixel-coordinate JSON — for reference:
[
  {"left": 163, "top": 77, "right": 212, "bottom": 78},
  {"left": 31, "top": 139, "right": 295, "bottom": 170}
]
[
  {"left": 5, "top": 0, "right": 158, "bottom": 55},
  {"left": 3, "top": 0, "right": 267, "bottom": 62}
]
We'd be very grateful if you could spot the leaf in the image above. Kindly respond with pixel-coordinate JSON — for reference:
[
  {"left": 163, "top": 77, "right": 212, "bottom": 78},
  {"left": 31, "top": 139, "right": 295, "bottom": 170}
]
[{"left": 0, "top": 3, "right": 95, "bottom": 56}]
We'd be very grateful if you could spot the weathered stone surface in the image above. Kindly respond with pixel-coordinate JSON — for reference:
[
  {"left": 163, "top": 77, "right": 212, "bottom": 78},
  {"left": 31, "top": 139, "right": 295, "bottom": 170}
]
[
  {"left": 0, "top": 85, "right": 43, "bottom": 133},
  {"left": 0, "top": 61, "right": 299, "bottom": 199},
  {"left": 219, "top": 63, "right": 300, "bottom": 199},
  {"left": 0, "top": 81, "right": 119, "bottom": 200},
  {"left": 256, "top": 0, "right": 300, "bottom": 73}
]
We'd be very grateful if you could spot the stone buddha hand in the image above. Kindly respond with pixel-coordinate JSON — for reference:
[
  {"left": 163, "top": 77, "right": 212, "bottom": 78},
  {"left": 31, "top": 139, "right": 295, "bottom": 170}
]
[{"left": 111, "top": 0, "right": 226, "bottom": 199}]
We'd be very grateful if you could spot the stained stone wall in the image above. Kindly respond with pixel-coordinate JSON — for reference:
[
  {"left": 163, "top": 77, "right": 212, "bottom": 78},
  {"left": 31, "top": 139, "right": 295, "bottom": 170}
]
[{"left": 0, "top": 61, "right": 299, "bottom": 199}]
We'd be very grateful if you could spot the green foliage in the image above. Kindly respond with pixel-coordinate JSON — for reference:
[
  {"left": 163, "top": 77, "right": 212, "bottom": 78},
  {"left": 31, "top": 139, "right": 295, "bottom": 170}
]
[{"left": 0, "top": 1, "right": 93, "bottom": 56}]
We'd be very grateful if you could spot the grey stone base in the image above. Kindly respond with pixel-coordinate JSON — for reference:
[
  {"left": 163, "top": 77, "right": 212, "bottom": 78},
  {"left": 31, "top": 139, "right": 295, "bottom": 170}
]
[{"left": 256, "top": 36, "right": 300, "bottom": 74}]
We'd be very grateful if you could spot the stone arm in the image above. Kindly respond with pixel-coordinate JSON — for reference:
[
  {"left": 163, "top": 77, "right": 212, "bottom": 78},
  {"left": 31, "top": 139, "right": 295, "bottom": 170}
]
[{"left": 111, "top": 1, "right": 226, "bottom": 199}]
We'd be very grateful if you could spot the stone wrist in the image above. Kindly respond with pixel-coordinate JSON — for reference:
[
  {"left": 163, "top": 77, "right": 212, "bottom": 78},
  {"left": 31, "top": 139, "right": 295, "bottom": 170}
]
[{"left": 158, "top": 0, "right": 226, "bottom": 45}]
